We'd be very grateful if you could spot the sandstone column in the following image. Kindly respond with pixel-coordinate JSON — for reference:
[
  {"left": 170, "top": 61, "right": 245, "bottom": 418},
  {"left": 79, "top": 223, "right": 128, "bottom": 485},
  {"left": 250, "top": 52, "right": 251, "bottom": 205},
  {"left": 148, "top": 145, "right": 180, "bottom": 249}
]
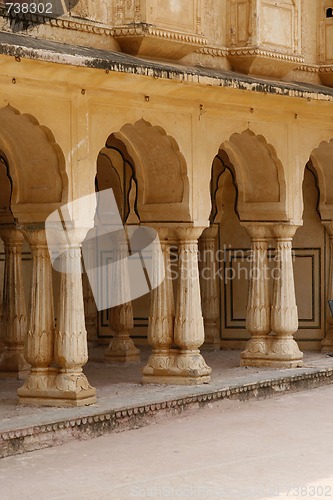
[
  {"left": 54, "top": 228, "right": 96, "bottom": 405},
  {"left": 82, "top": 271, "right": 98, "bottom": 344},
  {"left": 142, "top": 227, "right": 175, "bottom": 383},
  {"left": 321, "top": 221, "right": 333, "bottom": 352},
  {"left": 0, "top": 225, "right": 29, "bottom": 378},
  {"left": 82, "top": 238, "right": 98, "bottom": 344},
  {"left": 18, "top": 228, "right": 57, "bottom": 403},
  {"left": 199, "top": 224, "right": 220, "bottom": 350},
  {"left": 104, "top": 230, "right": 139, "bottom": 362},
  {"left": 172, "top": 227, "right": 211, "bottom": 384},
  {"left": 269, "top": 224, "right": 303, "bottom": 367},
  {"left": 0, "top": 297, "right": 3, "bottom": 354},
  {"left": 241, "top": 224, "right": 272, "bottom": 367}
]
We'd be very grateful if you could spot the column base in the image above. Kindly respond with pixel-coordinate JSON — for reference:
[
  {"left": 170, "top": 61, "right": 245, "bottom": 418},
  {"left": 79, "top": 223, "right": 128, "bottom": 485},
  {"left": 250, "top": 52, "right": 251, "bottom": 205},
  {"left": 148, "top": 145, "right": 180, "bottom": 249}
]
[
  {"left": 142, "top": 374, "right": 211, "bottom": 385},
  {"left": 0, "top": 349, "right": 30, "bottom": 379},
  {"left": 241, "top": 336, "right": 303, "bottom": 368},
  {"left": 18, "top": 368, "right": 96, "bottom": 407},
  {"left": 240, "top": 336, "right": 271, "bottom": 366},
  {"left": 18, "top": 391, "right": 96, "bottom": 407},
  {"left": 142, "top": 349, "right": 211, "bottom": 385},
  {"left": 321, "top": 334, "right": 333, "bottom": 353},
  {"left": 104, "top": 338, "right": 140, "bottom": 363},
  {"left": 241, "top": 358, "right": 303, "bottom": 368},
  {"left": 142, "top": 348, "right": 177, "bottom": 383}
]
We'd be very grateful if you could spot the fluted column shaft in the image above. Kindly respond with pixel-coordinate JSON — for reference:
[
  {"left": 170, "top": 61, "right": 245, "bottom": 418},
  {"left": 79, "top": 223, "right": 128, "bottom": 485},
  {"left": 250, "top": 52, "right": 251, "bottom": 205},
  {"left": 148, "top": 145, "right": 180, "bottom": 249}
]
[
  {"left": 199, "top": 224, "right": 220, "bottom": 350},
  {"left": 54, "top": 230, "right": 96, "bottom": 404},
  {"left": 18, "top": 229, "right": 57, "bottom": 401},
  {"left": 173, "top": 227, "right": 211, "bottom": 384},
  {"left": 241, "top": 224, "right": 271, "bottom": 366},
  {"left": 270, "top": 224, "right": 303, "bottom": 367},
  {"left": 0, "top": 226, "right": 29, "bottom": 377},
  {"left": 320, "top": 222, "right": 333, "bottom": 351},
  {"left": 104, "top": 231, "right": 139, "bottom": 362},
  {"left": 142, "top": 228, "right": 175, "bottom": 382}
]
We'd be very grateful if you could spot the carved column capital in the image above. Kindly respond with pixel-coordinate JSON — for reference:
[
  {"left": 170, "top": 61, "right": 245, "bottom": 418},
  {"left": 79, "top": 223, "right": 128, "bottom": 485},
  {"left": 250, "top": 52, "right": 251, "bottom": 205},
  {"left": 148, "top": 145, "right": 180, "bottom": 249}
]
[
  {"left": 20, "top": 226, "right": 48, "bottom": 247},
  {"left": 242, "top": 223, "right": 272, "bottom": 240},
  {"left": 0, "top": 224, "right": 24, "bottom": 245},
  {"left": 201, "top": 223, "right": 218, "bottom": 241},
  {"left": 271, "top": 224, "right": 300, "bottom": 240},
  {"left": 176, "top": 226, "right": 205, "bottom": 242}
]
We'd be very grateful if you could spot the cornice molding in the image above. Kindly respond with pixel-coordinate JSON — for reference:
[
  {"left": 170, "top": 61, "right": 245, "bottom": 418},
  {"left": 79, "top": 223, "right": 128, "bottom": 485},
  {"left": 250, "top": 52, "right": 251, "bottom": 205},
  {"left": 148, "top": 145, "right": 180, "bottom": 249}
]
[
  {"left": 227, "top": 47, "right": 304, "bottom": 64},
  {"left": 112, "top": 24, "right": 207, "bottom": 47}
]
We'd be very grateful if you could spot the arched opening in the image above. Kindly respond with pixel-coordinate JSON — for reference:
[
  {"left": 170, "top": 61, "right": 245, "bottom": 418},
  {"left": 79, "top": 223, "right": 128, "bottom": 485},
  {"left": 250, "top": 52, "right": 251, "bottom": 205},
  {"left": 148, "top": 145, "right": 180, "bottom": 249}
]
[
  {"left": 202, "top": 130, "right": 287, "bottom": 353},
  {"left": 89, "top": 120, "right": 192, "bottom": 369},
  {"left": 206, "top": 150, "right": 251, "bottom": 351},
  {"left": 92, "top": 133, "right": 143, "bottom": 349},
  {"left": 0, "top": 107, "right": 71, "bottom": 407},
  {"left": 306, "top": 138, "right": 333, "bottom": 352},
  {"left": 326, "top": 7, "right": 333, "bottom": 18}
]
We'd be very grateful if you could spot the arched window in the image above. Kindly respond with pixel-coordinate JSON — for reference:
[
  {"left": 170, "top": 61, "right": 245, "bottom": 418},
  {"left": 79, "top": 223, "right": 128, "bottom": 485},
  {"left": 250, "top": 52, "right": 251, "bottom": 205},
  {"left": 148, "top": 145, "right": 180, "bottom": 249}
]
[{"left": 326, "top": 8, "right": 333, "bottom": 18}]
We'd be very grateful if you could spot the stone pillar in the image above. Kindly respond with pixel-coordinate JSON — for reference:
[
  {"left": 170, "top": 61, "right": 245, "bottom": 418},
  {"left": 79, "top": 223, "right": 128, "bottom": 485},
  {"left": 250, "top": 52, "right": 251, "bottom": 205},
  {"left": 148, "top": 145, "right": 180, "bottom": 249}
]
[
  {"left": 241, "top": 224, "right": 271, "bottom": 367},
  {"left": 81, "top": 236, "right": 98, "bottom": 344},
  {"left": 18, "top": 228, "right": 57, "bottom": 403},
  {"left": 104, "top": 230, "right": 139, "bottom": 362},
  {"left": 142, "top": 227, "right": 175, "bottom": 383},
  {"left": 0, "top": 296, "right": 3, "bottom": 354},
  {"left": 321, "top": 221, "right": 333, "bottom": 352},
  {"left": 172, "top": 227, "right": 211, "bottom": 384},
  {"left": 199, "top": 224, "right": 220, "bottom": 350},
  {"left": 53, "top": 229, "right": 96, "bottom": 405},
  {"left": 269, "top": 224, "right": 303, "bottom": 367},
  {"left": 82, "top": 271, "right": 98, "bottom": 344},
  {"left": 0, "top": 226, "right": 29, "bottom": 378}
]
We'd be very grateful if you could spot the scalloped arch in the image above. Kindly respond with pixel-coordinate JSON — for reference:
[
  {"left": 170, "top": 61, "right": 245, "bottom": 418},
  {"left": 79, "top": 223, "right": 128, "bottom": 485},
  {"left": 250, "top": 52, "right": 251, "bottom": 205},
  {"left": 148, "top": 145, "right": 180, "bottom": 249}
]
[
  {"left": 112, "top": 118, "right": 190, "bottom": 222},
  {"left": 309, "top": 138, "right": 333, "bottom": 220},
  {"left": 219, "top": 129, "right": 287, "bottom": 221},
  {"left": 0, "top": 105, "right": 67, "bottom": 222}
]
